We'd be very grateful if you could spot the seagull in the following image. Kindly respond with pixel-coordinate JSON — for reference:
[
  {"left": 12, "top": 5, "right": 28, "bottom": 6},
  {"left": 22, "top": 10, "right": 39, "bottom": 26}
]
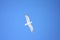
[{"left": 25, "top": 14, "right": 34, "bottom": 32}]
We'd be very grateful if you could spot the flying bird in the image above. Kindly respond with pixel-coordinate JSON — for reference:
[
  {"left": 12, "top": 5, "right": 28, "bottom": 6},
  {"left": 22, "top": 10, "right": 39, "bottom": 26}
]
[{"left": 25, "top": 14, "right": 34, "bottom": 32}]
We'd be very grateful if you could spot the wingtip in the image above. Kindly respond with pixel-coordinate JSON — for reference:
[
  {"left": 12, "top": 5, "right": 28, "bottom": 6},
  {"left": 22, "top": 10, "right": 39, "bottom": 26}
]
[{"left": 31, "top": 29, "right": 34, "bottom": 32}]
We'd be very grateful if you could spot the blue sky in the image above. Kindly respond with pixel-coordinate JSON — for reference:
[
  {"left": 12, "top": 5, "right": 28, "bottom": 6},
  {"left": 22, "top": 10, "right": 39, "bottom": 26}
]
[{"left": 0, "top": 0, "right": 60, "bottom": 40}]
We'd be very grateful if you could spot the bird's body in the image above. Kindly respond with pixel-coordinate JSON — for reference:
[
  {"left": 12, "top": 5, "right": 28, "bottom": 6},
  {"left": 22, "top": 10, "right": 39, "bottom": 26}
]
[{"left": 25, "top": 14, "right": 34, "bottom": 32}]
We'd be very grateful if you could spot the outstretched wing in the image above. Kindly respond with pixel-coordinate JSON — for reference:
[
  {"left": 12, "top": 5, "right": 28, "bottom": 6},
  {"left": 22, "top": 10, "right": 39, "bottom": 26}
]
[
  {"left": 25, "top": 15, "right": 30, "bottom": 22},
  {"left": 28, "top": 24, "right": 34, "bottom": 32}
]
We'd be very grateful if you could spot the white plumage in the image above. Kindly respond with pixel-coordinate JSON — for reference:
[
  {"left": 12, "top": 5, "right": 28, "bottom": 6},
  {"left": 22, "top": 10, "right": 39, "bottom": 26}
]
[{"left": 25, "top": 14, "right": 34, "bottom": 32}]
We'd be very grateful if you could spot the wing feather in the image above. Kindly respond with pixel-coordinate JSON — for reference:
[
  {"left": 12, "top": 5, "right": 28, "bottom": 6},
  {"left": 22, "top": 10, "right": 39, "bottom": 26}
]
[
  {"left": 28, "top": 24, "right": 33, "bottom": 32},
  {"left": 25, "top": 15, "right": 30, "bottom": 22}
]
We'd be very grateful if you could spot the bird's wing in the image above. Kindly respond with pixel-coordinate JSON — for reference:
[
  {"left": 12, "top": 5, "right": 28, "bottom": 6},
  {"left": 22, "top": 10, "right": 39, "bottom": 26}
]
[
  {"left": 25, "top": 15, "right": 30, "bottom": 22},
  {"left": 28, "top": 24, "right": 34, "bottom": 32}
]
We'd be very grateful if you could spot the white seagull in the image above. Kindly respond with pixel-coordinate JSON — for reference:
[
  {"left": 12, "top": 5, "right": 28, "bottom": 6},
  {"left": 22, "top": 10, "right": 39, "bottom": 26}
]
[{"left": 25, "top": 14, "right": 34, "bottom": 32}]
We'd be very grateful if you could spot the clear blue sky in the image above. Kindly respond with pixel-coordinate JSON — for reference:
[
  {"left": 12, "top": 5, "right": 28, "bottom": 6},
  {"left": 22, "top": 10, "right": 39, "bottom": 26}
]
[{"left": 0, "top": 0, "right": 60, "bottom": 40}]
